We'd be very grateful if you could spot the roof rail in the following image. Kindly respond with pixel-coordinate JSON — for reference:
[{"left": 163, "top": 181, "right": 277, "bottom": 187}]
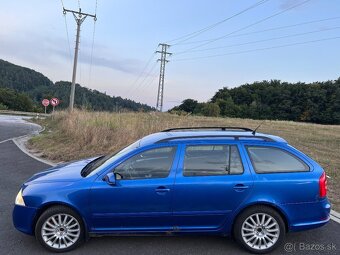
[
  {"left": 161, "top": 127, "right": 253, "bottom": 132},
  {"left": 156, "top": 135, "right": 274, "bottom": 143}
]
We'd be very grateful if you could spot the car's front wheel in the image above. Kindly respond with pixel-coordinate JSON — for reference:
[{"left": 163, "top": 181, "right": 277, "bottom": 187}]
[
  {"left": 233, "top": 205, "right": 285, "bottom": 254},
  {"left": 35, "top": 205, "right": 84, "bottom": 252}
]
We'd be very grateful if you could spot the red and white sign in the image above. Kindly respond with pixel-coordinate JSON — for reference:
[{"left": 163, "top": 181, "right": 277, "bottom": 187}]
[
  {"left": 42, "top": 99, "right": 50, "bottom": 107},
  {"left": 50, "top": 98, "right": 60, "bottom": 107}
]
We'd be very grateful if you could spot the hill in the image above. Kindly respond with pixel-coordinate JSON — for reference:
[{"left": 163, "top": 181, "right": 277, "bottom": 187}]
[
  {"left": 171, "top": 80, "right": 340, "bottom": 124},
  {"left": 0, "top": 59, "right": 153, "bottom": 112}
]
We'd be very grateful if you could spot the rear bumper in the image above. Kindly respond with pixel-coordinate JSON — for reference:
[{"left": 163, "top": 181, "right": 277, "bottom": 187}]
[
  {"left": 285, "top": 198, "right": 331, "bottom": 232},
  {"left": 290, "top": 216, "right": 330, "bottom": 231},
  {"left": 12, "top": 204, "right": 38, "bottom": 235}
]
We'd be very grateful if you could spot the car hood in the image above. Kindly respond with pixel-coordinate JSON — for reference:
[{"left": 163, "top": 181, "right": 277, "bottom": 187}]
[{"left": 25, "top": 157, "right": 99, "bottom": 184}]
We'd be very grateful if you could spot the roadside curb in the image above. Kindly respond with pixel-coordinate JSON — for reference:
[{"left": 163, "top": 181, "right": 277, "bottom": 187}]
[
  {"left": 0, "top": 116, "right": 57, "bottom": 166},
  {"left": 13, "top": 134, "right": 56, "bottom": 167},
  {"left": 3, "top": 120, "right": 57, "bottom": 167},
  {"left": 9, "top": 122, "right": 56, "bottom": 167}
]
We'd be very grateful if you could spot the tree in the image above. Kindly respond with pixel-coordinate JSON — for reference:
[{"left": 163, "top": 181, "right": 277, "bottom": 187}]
[
  {"left": 0, "top": 88, "right": 35, "bottom": 112},
  {"left": 201, "top": 103, "right": 220, "bottom": 117},
  {"left": 181, "top": 99, "right": 198, "bottom": 113},
  {"left": 170, "top": 79, "right": 340, "bottom": 124}
]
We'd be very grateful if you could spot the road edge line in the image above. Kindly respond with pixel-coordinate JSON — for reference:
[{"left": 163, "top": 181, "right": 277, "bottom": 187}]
[
  {"left": 330, "top": 209, "right": 340, "bottom": 219},
  {"left": 330, "top": 214, "right": 340, "bottom": 224}
]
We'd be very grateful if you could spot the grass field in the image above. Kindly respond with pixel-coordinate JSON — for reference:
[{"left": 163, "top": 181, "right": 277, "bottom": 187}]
[{"left": 29, "top": 110, "right": 340, "bottom": 210}]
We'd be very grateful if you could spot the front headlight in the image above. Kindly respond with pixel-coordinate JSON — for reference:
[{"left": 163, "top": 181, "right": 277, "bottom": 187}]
[{"left": 15, "top": 189, "right": 26, "bottom": 206}]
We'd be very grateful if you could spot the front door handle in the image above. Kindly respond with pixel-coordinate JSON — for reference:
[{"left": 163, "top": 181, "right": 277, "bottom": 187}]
[
  {"left": 155, "top": 186, "right": 170, "bottom": 193},
  {"left": 233, "top": 184, "right": 249, "bottom": 192}
]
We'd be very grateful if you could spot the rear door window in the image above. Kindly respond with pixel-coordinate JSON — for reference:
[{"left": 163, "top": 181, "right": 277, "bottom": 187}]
[
  {"left": 246, "top": 146, "right": 309, "bottom": 173},
  {"left": 183, "top": 145, "right": 243, "bottom": 176}
]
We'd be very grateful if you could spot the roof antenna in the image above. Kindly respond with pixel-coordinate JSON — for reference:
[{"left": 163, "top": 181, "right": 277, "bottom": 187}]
[{"left": 252, "top": 121, "right": 265, "bottom": 135}]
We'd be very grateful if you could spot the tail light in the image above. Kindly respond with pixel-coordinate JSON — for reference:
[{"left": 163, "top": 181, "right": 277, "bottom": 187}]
[{"left": 319, "top": 172, "right": 327, "bottom": 198}]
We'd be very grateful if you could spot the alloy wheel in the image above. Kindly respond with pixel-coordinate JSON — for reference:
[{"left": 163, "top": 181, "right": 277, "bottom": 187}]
[
  {"left": 41, "top": 213, "right": 81, "bottom": 249},
  {"left": 241, "top": 212, "right": 280, "bottom": 250}
]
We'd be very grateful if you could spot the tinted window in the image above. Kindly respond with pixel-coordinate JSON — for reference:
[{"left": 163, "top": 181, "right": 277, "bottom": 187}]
[
  {"left": 114, "top": 146, "right": 176, "bottom": 180},
  {"left": 184, "top": 145, "right": 243, "bottom": 176},
  {"left": 247, "top": 146, "right": 309, "bottom": 173}
]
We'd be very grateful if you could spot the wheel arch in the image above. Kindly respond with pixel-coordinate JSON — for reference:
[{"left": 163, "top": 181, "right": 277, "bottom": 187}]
[
  {"left": 32, "top": 201, "right": 89, "bottom": 239},
  {"left": 231, "top": 202, "right": 290, "bottom": 235}
]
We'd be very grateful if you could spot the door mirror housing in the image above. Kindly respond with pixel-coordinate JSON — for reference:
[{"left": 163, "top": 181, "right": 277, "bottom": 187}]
[{"left": 103, "top": 172, "right": 116, "bottom": 186}]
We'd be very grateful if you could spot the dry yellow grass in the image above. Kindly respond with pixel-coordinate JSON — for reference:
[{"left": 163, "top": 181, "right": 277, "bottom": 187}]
[{"left": 29, "top": 110, "right": 340, "bottom": 210}]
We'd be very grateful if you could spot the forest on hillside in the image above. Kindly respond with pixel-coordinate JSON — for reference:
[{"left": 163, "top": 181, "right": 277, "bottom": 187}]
[
  {"left": 171, "top": 79, "right": 340, "bottom": 125},
  {"left": 0, "top": 59, "right": 153, "bottom": 112}
]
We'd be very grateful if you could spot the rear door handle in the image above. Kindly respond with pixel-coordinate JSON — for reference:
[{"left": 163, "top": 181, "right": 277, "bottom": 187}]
[
  {"left": 233, "top": 184, "right": 249, "bottom": 191},
  {"left": 155, "top": 186, "right": 170, "bottom": 193}
]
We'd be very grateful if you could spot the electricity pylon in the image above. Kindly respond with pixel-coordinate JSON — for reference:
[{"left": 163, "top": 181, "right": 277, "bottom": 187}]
[{"left": 156, "top": 43, "right": 172, "bottom": 112}]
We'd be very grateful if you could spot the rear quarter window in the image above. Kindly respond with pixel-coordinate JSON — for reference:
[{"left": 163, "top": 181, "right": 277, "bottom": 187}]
[{"left": 246, "top": 146, "right": 309, "bottom": 173}]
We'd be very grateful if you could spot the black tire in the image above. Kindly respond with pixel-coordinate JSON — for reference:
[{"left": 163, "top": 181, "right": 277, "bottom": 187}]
[
  {"left": 233, "top": 205, "right": 285, "bottom": 254},
  {"left": 35, "top": 205, "right": 85, "bottom": 253}
]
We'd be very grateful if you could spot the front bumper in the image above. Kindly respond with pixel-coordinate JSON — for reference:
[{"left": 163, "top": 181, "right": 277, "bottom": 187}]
[{"left": 12, "top": 204, "right": 38, "bottom": 235}]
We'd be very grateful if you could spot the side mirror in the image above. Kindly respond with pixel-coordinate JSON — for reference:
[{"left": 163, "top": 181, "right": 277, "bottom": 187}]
[{"left": 103, "top": 172, "right": 116, "bottom": 186}]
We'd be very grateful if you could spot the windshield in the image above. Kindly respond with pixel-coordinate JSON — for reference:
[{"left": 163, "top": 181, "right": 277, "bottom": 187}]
[{"left": 81, "top": 139, "right": 141, "bottom": 177}]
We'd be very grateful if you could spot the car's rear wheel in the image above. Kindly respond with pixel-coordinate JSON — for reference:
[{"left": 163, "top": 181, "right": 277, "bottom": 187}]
[
  {"left": 35, "top": 205, "right": 84, "bottom": 252},
  {"left": 233, "top": 206, "right": 285, "bottom": 254}
]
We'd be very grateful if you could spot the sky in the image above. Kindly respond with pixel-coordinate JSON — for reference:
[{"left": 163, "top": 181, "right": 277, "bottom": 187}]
[{"left": 1, "top": 0, "right": 340, "bottom": 110}]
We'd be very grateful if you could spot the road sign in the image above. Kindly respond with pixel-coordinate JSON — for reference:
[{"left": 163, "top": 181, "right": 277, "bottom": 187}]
[
  {"left": 42, "top": 99, "right": 49, "bottom": 114},
  {"left": 42, "top": 99, "right": 49, "bottom": 107},
  {"left": 50, "top": 98, "right": 60, "bottom": 107}
]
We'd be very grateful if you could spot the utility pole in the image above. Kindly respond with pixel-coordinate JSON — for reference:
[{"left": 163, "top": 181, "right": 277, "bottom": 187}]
[
  {"left": 156, "top": 43, "right": 172, "bottom": 112},
  {"left": 63, "top": 8, "right": 96, "bottom": 112}
]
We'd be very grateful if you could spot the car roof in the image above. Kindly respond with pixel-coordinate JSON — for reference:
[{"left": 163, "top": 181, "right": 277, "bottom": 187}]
[{"left": 139, "top": 130, "right": 287, "bottom": 147}]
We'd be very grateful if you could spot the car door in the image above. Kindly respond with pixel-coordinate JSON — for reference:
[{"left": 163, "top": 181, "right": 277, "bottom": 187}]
[
  {"left": 173, "top": 143, "right": 253, "bottom": 231},
  {"left": 90, "top": 145, "right": 179, "bottom": 232}
]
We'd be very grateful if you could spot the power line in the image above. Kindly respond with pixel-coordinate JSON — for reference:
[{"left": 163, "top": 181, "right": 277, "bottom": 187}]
[
  {"left": 129, "top": 61, "right": 158, "bottom": 98},
  {"left": 143, "top": 73, "right": 158, "bottom": 90},
  {"left": 60, "top": 0, "right": 73, "bottom": 61},
  {"left": 89, "top": 1, "right": 98, "bottom": 87},
  {"left": 139, "top": 73, "right": 160, "bottom": 106},
  {"left": 174, "top": 16, "right": 340, "bottom": 46},
  {"left": 166, "top": 0, "right": 269, "bottom": 45},
  {"left": 63, "top": 14, "right": 73, "bottom": 60},
  {"left": 172, "top": 36, "right": 340, "bottom": 62},
  {"left": 174, "top": 0, "right": 313, "bottom": 55},
  {"left": 133, "top": 70, "right": 159, "bottom": 99},
  {"left": 123, "top": 50, "right": 157, "bottom": 97},
  {"left": 175, "top": 26, "right": 340, "bottom": 55},
  {"left": 88, "top": 20, "right": 96, "bottom": 87},
  {"left": 134, "top": 61, "right": 158, "bottom": 92}
]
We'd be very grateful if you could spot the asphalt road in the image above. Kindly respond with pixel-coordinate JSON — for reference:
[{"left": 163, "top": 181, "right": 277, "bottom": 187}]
[{"left": 0, "top": 115, "right": 339, "bottom": 255}]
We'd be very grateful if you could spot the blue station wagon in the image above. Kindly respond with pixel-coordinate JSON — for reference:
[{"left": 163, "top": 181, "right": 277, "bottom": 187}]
[{"left": 13, "top": 127, "right": 330, "bottom": 253}]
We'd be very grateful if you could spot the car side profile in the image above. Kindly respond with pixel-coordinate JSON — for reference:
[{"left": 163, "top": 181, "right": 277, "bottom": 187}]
[{"left": 13, "top": 127, "right": 330, "bottom": 253}]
